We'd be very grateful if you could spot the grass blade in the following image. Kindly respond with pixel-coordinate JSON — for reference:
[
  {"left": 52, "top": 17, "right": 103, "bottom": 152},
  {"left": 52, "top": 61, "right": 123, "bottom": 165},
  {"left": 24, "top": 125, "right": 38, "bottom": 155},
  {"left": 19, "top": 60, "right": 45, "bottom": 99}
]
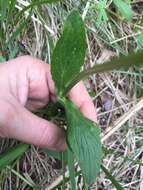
[
  {"left": 0, "top": 0, "right": 8, "bottom": 21},
  {"left": 5, "top": 7, "right": 33, "bottom": 50},
  {"left": 0, "top": 143, "right": 29, "bottom": 170},
  {"left": 7, "top": 166, "right": 35, "bottom": 187},
  {"left": 101, "top": 165, "right": 124, "bottom": 190},
  {"left": 113, "top": 0, "right": 133, "bottom": 21}
]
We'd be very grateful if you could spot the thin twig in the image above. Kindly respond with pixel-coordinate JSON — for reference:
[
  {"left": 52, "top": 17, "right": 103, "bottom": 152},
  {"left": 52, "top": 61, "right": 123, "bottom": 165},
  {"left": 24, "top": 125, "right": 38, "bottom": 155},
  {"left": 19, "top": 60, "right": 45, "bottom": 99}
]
[{"left": 102, "top": 98, "right": 143, "bottom": 142}]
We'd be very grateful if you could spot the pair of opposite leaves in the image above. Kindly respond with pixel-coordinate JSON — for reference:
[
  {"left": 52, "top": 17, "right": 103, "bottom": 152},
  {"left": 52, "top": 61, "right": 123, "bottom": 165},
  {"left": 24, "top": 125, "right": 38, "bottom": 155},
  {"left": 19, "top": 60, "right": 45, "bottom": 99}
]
[{"left": 51, "top": 10, "right": 102, "bottom": 185}]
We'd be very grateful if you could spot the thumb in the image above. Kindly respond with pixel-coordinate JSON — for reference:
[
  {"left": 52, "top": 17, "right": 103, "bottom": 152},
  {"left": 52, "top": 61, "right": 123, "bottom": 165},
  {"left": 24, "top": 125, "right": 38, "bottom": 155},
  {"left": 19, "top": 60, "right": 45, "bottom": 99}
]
[{"left": 0, "top": 98, "right": 66, "bottom": 151}]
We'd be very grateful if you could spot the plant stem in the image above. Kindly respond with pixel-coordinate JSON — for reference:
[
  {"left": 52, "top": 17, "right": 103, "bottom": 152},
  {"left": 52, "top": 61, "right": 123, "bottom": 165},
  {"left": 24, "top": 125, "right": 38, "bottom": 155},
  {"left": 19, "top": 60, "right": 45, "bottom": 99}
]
[
  {"left": 61, "top": 151, "right": 66, "bottom": 189},
  {"left": 64, "top": 51, "right": 143, "bottom": 95}
]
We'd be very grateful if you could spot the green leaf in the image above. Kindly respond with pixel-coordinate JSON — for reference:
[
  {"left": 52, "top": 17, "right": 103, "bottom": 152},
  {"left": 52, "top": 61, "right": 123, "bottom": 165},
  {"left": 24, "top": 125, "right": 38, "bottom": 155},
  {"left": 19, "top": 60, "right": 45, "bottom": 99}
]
[
  {"left": 64, "top": 100, "right": 102, "bottom": 185},
  {"left": 96, "top": 0, "right": 108, "bottom": 28},
  {"left": 101, "top": 165, "right": 124, "bottom": 190},
  {"left": 0, "top": 143, "right": 29, "bottom": 170},
  {"left": 43, "top": 149, "right": 62, "bottom": 160},
  {"left": 0, "top": 0, "right": 8, "bottom": 21},
  {"left": 0, "top": 55, "right": 6, "bottom": 62},
  {"left": 113, "top": 0, "right": 133, "bottom": 21},
  {"left": 51, "top": 10, "right": 86, "bottom": 96}
]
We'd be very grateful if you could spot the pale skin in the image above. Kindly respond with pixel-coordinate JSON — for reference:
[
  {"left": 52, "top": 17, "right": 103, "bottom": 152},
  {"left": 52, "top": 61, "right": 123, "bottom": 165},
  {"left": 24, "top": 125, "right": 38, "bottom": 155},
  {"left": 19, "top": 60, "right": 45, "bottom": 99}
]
[{"left": 0, "top": 56, "right": 97, "bottom": 151}]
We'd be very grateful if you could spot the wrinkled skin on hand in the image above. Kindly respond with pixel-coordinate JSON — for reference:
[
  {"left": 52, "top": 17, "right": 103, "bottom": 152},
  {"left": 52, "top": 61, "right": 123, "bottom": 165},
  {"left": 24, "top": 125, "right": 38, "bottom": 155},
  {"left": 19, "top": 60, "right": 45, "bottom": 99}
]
[{"left": 0, "top": 56, "right": 97, "bottom": 151}]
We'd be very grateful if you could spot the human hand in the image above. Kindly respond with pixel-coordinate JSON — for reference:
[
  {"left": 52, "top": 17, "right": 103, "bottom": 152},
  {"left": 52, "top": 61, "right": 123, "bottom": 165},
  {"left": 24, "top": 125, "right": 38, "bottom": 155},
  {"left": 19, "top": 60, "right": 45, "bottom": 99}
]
[{"left": 0, "top": 56, "right": 96, "bottom": 151}]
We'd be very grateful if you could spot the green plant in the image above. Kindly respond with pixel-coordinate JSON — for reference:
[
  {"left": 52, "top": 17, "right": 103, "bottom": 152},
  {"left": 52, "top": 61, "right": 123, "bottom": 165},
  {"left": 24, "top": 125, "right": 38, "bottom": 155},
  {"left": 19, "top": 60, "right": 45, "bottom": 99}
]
[
  {"left": 1, "top": 1, "right": 143, "bottom": 189},
  {"left": 51, "top": 10, "right": 102, "bottom": 187},
  {"left": 93, "top": 0, "right": 133, "bottom": 28},
  {"left": 45, "top": 9, "right": 143, "bottom": 189},
  {"left": 0, "top": 0, "right": 62, "bottom": 60},
  {"left": 113, "top": 0, "right": 133, "bottom": 21}
]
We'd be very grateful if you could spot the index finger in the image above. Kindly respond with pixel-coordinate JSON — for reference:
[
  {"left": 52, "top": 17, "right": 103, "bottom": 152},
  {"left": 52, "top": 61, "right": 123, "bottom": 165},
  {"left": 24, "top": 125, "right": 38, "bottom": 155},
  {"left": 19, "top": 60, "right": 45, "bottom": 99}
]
[{"left": 68, "top": 81, "right": 97, "bottom": 122}]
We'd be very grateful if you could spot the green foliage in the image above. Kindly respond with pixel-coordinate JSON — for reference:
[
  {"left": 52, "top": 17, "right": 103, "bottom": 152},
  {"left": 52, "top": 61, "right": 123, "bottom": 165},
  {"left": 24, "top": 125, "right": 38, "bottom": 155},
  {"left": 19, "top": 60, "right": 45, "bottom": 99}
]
[
  {"left": 7, "top": 166, "right": 36, "bottom": 188},
  {"left": 51, "top": 10, "right": 101, "bottom": 187},
  {"left": 0, "top": 143, "right": 29, "bottom": 170},
  {"left": 0, "top": 0, "right": 9, "bottom": 21},
  {"left": 65, "top": 51, "right": 143, "bottom": 95},
  {"left": 96, "top": 0, "right": 108, "bottom": 28},
  {"left": 50, "top": 9, "right": 143, "bottom": 189},
  {"left": 43, "top": 148, "right": 63, "bottom": 160},
  {"left": 1, "top": 1, "right": 143, "bottom": 189},
  {"left": 101, "top": 165, "right": 124, "bottom": 190},
  {"left": 51, "top": 10, "right": 86, "bottom": 96},
  {"left": 43, "top": 148, "right": 77, "bottom": 189},
  {"left": 0, "top": 0, "right": 62, "bottom": 58},
  {"left": 64, "top": 100, "right": 101, "bottom": 185},
  {"left": 0, "top": 55, "right": 6, "bottom": 62},
  {"left": 113, "top": 0, "right": 133, "bottom": 21}
]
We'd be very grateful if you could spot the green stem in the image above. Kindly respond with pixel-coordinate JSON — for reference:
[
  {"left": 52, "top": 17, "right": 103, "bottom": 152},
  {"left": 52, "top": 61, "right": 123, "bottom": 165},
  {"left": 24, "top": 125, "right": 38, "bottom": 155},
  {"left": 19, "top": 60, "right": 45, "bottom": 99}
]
[
  {"left": 51, "top": 171, "right": 82, "bottom": 190},
  {"left": 64, "top": 51, "right": 143, "bottom": 95},
  {"left": 61, "top": 151, "right": 66, "bottom": 189}
]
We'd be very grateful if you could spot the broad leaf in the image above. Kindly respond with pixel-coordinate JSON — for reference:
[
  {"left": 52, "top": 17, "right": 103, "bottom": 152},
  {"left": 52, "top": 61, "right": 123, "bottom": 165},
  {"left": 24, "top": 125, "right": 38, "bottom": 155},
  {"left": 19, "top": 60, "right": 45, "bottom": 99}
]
[
  {"left": 113, "top": 0, "right": 133, "bottom": 21},
  {"left": 64, "top": 100, "right": 102, "bottom": 185},
  {"left": 51, "top": 10, "right": 86, "bottom": 96}
]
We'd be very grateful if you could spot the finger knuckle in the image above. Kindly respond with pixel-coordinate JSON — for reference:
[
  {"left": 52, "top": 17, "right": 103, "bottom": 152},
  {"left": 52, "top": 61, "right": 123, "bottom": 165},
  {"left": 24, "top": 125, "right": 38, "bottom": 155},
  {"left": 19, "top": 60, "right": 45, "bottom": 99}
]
[{"left": 35, "top": 121, "right": 57, "bottom": 149}]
